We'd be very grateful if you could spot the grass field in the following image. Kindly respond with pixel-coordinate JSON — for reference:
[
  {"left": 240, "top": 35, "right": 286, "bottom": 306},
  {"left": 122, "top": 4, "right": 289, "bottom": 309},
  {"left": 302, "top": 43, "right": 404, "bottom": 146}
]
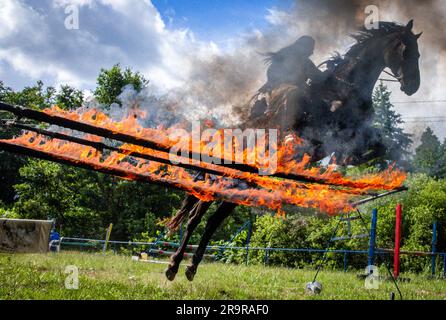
[{"left": 0, "top": 252, "right": 445, "bottom": 300}]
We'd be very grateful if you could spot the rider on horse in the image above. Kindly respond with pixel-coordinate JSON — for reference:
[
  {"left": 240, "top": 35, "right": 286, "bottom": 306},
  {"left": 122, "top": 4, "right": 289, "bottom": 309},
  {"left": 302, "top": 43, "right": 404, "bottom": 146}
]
[
  {"left": 261, "top": 36, "right": 326, "bottom": 93},
  {"left": 249, "top": 36, "right": 331, "bottom": 130}
]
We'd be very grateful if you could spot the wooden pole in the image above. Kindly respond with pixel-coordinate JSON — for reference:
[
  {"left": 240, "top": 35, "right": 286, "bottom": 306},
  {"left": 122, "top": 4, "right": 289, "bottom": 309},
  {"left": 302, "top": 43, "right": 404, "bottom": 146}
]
[
  {"left": 7, "top": 122, "right": 380, "bottom": 198},
  {"left": 0, "top": 140, "right": 316, "bottom": 210},
  {"left": 103, "top": 223, "right": 113, "bottom": 253},
  {"left": 0, "top": 102, "right": 407, "bottom": 190},
  {"left": 4, "top": 122, "right": 231, "bottom": 178}
]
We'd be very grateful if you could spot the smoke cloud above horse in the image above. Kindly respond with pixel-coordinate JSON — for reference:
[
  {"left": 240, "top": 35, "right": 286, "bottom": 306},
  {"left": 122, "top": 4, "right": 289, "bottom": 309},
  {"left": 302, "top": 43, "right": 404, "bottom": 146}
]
[
  {"left": 166, "top": 0, "right": 445, "bottom": 140},
  {"left": 92, "top": 0, "right": 444, "bottom": 146}
]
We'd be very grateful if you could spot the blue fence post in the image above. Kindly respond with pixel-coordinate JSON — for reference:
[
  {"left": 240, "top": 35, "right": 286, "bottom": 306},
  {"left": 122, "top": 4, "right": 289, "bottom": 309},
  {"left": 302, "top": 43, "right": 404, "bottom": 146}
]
[
  {"left": 367, "top": 209, "right": 378, "bottom": 271},
  {"left": 443, "top": 254, "right": 446, "bottom": 277},
  {"left": 431, "top": 221, "right": 438, "bottom": 277},
  {"left": 245, "top": 220, "right": 253, "bottom": 265}
]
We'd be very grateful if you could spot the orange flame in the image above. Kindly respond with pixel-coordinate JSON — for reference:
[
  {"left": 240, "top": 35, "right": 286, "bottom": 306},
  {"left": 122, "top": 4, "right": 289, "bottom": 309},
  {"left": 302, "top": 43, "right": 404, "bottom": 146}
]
[{"left": 0, "top": 105, "right": 408, "bottom": 215}]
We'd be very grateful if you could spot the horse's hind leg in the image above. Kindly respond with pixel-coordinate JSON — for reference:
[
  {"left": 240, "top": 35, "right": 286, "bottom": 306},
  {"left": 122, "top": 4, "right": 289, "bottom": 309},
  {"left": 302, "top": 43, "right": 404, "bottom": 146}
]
[
  {"left": 185, "top": 202, "right": 237, "bottom": 281},
  {"left": 165, "top": 200, "right": 212, "bottom": 281},
  {"left": 166, "top": 194, "right": 200, "bottom": 231}
]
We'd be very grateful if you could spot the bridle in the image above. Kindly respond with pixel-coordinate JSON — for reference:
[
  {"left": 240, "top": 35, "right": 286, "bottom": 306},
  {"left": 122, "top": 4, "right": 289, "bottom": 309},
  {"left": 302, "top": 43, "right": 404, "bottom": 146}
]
[{"left": 381, "top": 69, "right": 402, "bottom": 82}]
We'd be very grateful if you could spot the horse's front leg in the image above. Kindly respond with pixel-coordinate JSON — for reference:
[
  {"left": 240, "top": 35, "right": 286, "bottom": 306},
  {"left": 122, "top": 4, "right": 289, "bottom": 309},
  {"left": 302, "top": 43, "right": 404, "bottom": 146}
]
[
  {"left": 185, "top": 202, "right": 237, "bottom": 281},
  {"left": 165, "top": 200, "right": 212, "bottom": 281}
]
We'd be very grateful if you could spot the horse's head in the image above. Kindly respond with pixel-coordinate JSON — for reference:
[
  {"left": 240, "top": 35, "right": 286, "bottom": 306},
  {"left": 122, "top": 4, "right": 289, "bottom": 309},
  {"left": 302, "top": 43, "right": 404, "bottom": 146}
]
[{"left": 383, "top": 20, "right": 422, "bottom": 96}]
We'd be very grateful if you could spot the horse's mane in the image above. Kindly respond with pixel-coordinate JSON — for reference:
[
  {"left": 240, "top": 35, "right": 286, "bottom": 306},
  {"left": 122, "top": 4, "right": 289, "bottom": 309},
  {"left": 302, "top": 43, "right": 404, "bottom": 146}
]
[
  {"left": 264, "top": 22, "right": 408, "bottom": 69},
  {"left": 345, "top": 22, "right": 406, "bottom": 58},
  {"left": 323, "top": 22, "right": 407, "bottom": 69}
]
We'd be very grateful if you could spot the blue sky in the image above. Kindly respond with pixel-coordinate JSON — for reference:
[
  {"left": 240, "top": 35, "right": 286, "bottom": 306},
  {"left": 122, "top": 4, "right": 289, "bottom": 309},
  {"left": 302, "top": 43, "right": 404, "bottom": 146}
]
[{"left": 152, "top": 0, "right": 293, "bottom": 42}]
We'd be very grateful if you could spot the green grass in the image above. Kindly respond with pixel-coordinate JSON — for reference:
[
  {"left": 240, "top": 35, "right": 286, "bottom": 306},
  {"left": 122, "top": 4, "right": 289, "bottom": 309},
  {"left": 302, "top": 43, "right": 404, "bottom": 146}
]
[{"left": 0, "top": 252, "right": 445, "bottom": 300}]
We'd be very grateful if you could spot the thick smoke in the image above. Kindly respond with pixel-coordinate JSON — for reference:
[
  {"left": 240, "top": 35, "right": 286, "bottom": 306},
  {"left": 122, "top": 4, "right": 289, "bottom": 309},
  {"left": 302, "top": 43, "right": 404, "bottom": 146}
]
[
  {"left": 271, "top": 0, "right": 446, "bottom": 142},
  {"left": 116, "top": 0, "right": 445, "bottom": 140}
]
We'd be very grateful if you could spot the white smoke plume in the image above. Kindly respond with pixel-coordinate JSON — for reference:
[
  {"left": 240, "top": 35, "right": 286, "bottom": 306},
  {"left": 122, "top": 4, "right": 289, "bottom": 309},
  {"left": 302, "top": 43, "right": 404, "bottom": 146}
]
[{"left": 130, "top": 0, "right": 445, "bottom": 142}]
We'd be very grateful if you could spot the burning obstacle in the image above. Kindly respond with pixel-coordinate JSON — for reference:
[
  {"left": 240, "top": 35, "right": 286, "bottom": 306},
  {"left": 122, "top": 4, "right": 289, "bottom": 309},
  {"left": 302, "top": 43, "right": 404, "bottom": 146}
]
[{"left": 0, "top": 101, "right": 407, "bottom": 215}]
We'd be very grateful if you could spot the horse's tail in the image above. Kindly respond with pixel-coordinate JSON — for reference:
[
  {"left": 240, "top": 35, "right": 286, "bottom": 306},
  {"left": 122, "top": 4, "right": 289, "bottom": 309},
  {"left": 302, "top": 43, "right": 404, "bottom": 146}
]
[{"left": 166, "top": 194, "right": 200, "bottom": 232}]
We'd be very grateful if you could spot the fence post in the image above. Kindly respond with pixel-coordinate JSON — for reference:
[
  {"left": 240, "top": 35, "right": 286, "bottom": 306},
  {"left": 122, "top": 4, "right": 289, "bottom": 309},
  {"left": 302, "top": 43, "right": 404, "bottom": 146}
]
[
  {"left": 343, "top": 252, "right": 348, "bottom": 272},
  {"left": 443, "top": 254, "right": 446, "bottom": 277},
  {"left": 102, "top": 223, "right": 113, "bottom": 254},
  {"left": 245, "top": 220, "right": 253, "bottom": 265},
  {"left": 394, "top": 204, "right": 402, "bottom": 279},
  {"left": 367, "top": 209, "right": 378, "bottom": 271},
  {"left": 432, "top": 221, "right": 438, "bottom": 277}
]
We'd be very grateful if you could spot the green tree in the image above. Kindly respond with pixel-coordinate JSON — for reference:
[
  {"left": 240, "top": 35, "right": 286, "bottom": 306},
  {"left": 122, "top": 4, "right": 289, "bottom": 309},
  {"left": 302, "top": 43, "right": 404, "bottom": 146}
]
[
  {"left": 55, "top": 85, "right": 84, "bottom": 110},
  {"left": 413, "top": 127, "right": 445, "bottom": 178},
  {"left": 13, "top": 159, "right": 184, "bottom": 239},
  {"left": 372, "top": 82, "right": 413, "bottom": 168},
  {"left": 1, "top": 67, "right": 251, "bottom": 244},
  {"left": 2, "top": 80, "right": 56, "bottom": 110},
  {"left": 0, "top": 81, "right": 57, "bottom": 204},
  {"left": 0, "top": 81, "right": 12, "bottom": 101},
  {"left": 0, "top": 80, "right": 85, "bottom": 204},
  {"left": 94, "top": 64, "right": 149, "bottom": 107},
  {"left": 3, "top": 67, "right": 180, "bottom": 240}
]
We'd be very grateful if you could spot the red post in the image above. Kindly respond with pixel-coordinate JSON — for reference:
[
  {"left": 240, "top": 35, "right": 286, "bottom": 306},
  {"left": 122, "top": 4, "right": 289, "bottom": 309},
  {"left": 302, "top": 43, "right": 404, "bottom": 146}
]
[{"left": 394, "top": 204, "right": 402, "bottom": 279}]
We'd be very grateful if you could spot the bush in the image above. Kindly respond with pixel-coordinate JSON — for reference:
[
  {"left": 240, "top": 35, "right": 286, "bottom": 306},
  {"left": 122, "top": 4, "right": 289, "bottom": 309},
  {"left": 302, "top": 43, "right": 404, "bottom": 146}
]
[{"left": 219, "top": 174, "right": 446, "bottom": 274}]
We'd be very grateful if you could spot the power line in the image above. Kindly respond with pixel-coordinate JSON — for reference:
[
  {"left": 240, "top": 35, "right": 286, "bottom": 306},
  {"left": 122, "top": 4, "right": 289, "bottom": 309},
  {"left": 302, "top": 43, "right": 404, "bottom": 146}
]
[
  {"left": 403, "top": 119, "right": 446, "bottom": 122},
  {"left": 403, "top": 119, "right": 446, "bottom": 123},
  {"left": 402, "top": 116, "right": 446, "bottom": 118},
  {"left": 404, "top": 120, "right": 446, "bottom": 123},
  {"left": 402, "top": 117, "right": 446, "bottom": 120},
  {"left": 392, "top": 100, "right": 446, "bottom": 104}
]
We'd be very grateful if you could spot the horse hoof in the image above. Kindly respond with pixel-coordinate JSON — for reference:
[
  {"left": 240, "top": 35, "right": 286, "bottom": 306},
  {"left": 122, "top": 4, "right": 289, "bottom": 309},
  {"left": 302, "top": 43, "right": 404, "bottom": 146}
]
[
  {"left": 185, "top": 266, "right": 196, "bottom": 282},
  {"left": 165, "top": 267, "right": 177, "bottom": 281}
]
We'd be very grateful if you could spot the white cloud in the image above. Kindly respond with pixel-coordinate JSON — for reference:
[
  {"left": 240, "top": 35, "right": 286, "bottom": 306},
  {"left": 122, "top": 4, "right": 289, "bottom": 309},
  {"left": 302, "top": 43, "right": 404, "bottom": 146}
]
[
  {"left": 0, "top": 0, "right": 216, "bottom": 91},
  {"left": 265, "top": 8, "right": 292, "bottom": 26}
]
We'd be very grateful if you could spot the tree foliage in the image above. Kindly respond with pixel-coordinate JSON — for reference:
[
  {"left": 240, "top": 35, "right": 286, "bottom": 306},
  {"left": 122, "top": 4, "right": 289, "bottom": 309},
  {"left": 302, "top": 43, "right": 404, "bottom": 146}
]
[
  {"left": 1, "top": 65, "right": 171, "bottom": 239},
  {"left": 94, "top": 64, "right": 149, "bottom": 107},
  {"left": 13, "top": 159, "right": 184, "bottom": 239},
  {"left": 224, "top": 174, "right": 446, "bottom": 273},
  {"left": 0, "top": 81, "right": 84, "bottom": 204},
  {"left": 55, "top": 85, "right": 84, "bottom": 110},
  {"left": 372, "top": 82, "right": 412, "bottom": 168},
  {"left": 413, "top": 127, "right": 445, "bottom": 178}
]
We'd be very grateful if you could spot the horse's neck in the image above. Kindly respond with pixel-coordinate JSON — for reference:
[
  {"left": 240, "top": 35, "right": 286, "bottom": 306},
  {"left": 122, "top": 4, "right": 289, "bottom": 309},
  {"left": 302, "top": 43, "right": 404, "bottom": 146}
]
[{"left": 339, "top": 42, "right": 387, "bottom": 100}]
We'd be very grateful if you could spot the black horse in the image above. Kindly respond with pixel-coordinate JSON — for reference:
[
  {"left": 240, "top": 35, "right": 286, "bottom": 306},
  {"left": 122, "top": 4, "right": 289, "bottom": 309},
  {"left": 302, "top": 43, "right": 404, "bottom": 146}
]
[{"left": 165, "top": 21, "right": 422, "bottom": 281}]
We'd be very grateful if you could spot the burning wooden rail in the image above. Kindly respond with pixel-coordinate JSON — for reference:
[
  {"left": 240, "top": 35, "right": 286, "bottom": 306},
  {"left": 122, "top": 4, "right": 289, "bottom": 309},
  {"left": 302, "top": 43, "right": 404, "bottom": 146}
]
[
  {"left": 1, "top": 121, "right": 229, "bottom": 178},
  {"left": 0, "top": 139, "right": 361, "bottom": 213},
  {"left": 0, "top": 101, "right": 410, "bottom": 213},
  {"left": 1, "top": 121, "right": 385, "bottom": 197},
  {"left": 0, "top": 102, "right": 405, "bottom": 190}
]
